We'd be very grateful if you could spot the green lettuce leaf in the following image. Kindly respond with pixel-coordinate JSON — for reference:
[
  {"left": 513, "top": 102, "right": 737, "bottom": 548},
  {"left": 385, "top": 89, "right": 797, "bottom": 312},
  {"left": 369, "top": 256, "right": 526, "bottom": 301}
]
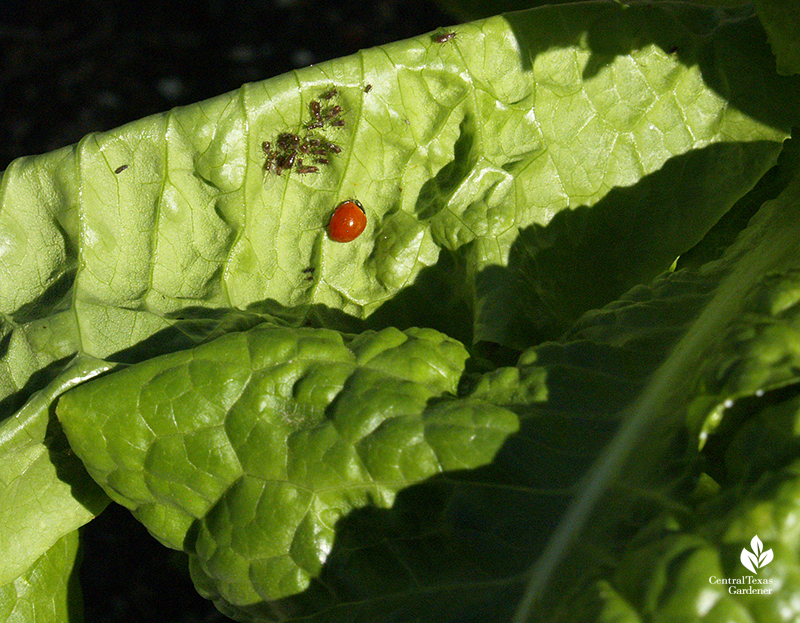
[
  {"left": 3, "top": 1, "right": 800, "bottom": 621},
  {"left": 515, "top": 170, "right": 800, "bottom": 621},
  {"left": 55, "top": 169, "right": 800, "bottom": 622},
  {"left": 0, "top": 531, "right": 83, "bottom": 623},
  {"left": 437, "top": 1, "right": 800, "bottom": 77},
  {"left": 0, "top": 3, "right": 793, "bottom": 389},
  {"left": 0, "top": 357, "right": 110, "bottom": 587},
  {"left": 434, "top": 0, "right": 754, "bottom": 23},
  {"left": 754, "top": 0, "right": 800, "bottom": 75},
  {"left": 56, "top": 326, "right": 518, "bottom": 617},
  {"left": 582, "top": 392, "right": 800, "bottom": 622}
]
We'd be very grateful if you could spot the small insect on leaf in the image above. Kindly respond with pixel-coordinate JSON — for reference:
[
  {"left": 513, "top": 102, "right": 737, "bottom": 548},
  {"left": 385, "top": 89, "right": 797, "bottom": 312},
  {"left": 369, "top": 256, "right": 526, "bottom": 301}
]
[
  {"left": 325, "top": 105, "right": 342, "bottom": 119},
  {"left": 114, "top": 165, "right": 129, "bottom": 174},
  {"left": 328, "top": 200, "right": 367, "bottom": 243},
  {"left": 277, "top": 151, "right": 297, "bottom": 170},
  {"left": 310, "top": 100, "right": 322, "bottom": 121},
  {"left": 434, "top": 31, "right": 456, "bottom": 43},
  {"left": 277, "top": 133, "right": 300, "bottom": 151},
  {"left": 321, "top": 88, "right": 338, "bottom": 100},
  {"left": 364, "top": 84, "right": 372, "bottom": 93}
]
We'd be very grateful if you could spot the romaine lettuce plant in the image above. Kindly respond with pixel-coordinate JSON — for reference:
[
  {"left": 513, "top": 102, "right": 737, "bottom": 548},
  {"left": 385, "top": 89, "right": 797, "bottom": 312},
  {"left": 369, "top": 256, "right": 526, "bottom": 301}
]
[{"left": 3, "top": 1, "right": 800, "bottom": 621}]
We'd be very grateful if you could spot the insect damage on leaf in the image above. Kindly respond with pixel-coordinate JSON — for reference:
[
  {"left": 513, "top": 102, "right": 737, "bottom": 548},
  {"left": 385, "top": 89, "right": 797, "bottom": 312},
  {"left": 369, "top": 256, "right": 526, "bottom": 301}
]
[{"left": 262, "top": 87, "right": 345, "bottom": 177}]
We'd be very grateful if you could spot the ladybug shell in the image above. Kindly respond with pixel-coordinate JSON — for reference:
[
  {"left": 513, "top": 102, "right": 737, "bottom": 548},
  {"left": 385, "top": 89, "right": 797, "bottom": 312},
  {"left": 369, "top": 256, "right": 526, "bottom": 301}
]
[{"left": 328, "top": 200, "right": 366, "bottom": 242}]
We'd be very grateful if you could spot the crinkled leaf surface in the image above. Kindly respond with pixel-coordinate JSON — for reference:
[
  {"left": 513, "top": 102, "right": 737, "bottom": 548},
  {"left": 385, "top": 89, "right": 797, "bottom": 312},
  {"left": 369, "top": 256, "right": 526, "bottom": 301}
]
[
  {"left": 0, "top": 3, "right": 794, "bottom": 379},
  {"left": 3, "top": 1, "right": 800, "bottom": 622},
  {"left": 56, "top": 172, "right": 800, "bottom": 622},
  {"left": 57, "top": 325, "right": 518, "bottom": 617}
]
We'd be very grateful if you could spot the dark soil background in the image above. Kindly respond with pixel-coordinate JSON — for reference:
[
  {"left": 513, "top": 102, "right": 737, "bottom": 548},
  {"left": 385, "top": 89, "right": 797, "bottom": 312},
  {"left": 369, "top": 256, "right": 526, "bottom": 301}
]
[{"left": 1, "top": 1, "right": 454, "bottom": 621}]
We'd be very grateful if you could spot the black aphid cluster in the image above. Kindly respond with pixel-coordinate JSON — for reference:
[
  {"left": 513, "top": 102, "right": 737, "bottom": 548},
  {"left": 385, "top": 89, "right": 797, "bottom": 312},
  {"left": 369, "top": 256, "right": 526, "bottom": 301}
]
[{"left": 262, "top": 87, "right": 344, "bottom": 176}]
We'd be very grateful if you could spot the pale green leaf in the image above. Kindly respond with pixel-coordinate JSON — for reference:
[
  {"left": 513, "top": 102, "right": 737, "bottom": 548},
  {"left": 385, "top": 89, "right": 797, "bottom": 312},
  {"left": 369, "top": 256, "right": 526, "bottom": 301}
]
[{"left": 0, "top": 531, "right": 83, "bottom": 623}]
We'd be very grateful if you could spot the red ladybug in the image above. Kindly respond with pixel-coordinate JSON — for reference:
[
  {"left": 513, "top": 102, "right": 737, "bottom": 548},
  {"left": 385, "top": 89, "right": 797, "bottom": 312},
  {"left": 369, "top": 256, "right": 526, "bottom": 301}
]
[{"left": 328, "top": 200, "right": 366, "bottom": 242}]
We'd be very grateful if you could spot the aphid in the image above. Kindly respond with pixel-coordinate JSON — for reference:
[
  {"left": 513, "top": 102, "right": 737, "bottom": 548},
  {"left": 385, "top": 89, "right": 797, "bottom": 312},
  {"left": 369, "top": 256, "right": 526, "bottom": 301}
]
[
  {"left": 434, "top": 31, "right": 456, "bottom": 44},
  {"left": 302, "top": 266, "right": 315, "bottom": 274},
  {"left": 328, "top": 200, "right": 367, "bottom": 243},
  {"left": 364, "top": 84, "right": 372, "bottom": 93},
  {"left": 310, "top": 100, "right": 322, "bottom": 121},
  {"left": 325, "top": 105, "right": 342, "bottom": 119},
  {"left": 114, "top": 164, "right": 129, "bottom": 174},
  {"left": 314, "top": 157, "right": 329, "bottom": 165},
  {"left": 297, "top": 165, "right": 319, "bottom": 174},
  {"left": 330, "top": 119, "right": 345, "bottom": 127},
  {"left": 277, "top": 132, "right": 300, "bottom": 150},
  {"left": 325, "top": 142, "right": 341, "bottom": 153},
  {"left": 262, "top": 141, "right": 278, "bottom": 173},
  {"left": 277, "top": 150, "right": 297, "bottom": 170},
  {"left": 306, "top": 120, "right": 324, "bottom": 130},
  {"left": 321, "top": 88, "right": 338, "bottom": 100}
]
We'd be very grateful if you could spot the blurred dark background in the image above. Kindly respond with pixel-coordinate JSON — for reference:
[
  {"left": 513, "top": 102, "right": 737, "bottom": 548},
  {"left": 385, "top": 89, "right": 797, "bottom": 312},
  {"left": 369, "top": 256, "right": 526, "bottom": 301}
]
[
  {"left": 0, "top": 0, "right": 453, "bottom": 170},
  {"left": 0, "top": 1, "right": 454, "bottom": 621}
]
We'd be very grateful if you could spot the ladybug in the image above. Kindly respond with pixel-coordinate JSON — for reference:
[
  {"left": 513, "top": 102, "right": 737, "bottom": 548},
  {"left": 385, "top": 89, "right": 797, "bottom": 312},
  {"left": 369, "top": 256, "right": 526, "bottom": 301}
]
[{"left": 328, "top": 200, "right": 366, "bottom": 243}]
